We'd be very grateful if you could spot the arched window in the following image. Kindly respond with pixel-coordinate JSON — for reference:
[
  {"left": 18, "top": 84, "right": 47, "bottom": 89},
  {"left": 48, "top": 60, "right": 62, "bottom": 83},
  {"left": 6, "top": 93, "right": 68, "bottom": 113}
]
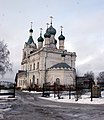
[
  {"left": 56, "top": 78, "right": 60, "bottom": 85},
  {"left": 30, "top": 65, "right": 32, "bottom": 71},
  {"left": 37, "top": 62, "right": 39, "bottom": 69},
  {"left": 37, "top": 79, "right": 39, "bottom": 85},
  {"left": 33, "top": 75, "right": 35, "bottom": 84},
  {"left": 33, "top": 63, "right": 35, "bottom": 70}
]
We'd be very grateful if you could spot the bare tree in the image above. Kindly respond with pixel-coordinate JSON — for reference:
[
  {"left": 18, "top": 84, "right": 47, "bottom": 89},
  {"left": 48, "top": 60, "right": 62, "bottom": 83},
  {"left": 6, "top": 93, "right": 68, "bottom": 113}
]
[
  {"left": 84, "top": 71, "right": 95, "bottom": 86},
  {"left": 0, "top": 41, "right": 12, "bottom": 78},
  {"left": 97, "top": 72, "right": 104, "bottom": 82},
  {"left": 84, "top": 71, "right": 94, "bottom": 81}
]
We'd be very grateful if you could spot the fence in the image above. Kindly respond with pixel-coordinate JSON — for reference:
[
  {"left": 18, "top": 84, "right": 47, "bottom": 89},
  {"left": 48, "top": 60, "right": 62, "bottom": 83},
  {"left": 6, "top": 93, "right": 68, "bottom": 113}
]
[{"left": 42, "top": 82, "right": 76, "bottom": 99}]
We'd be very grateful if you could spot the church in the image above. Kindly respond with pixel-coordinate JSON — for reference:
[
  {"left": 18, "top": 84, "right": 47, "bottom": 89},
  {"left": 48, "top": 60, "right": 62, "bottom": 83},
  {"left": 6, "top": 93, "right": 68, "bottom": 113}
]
[{"left": 16, "top": 17, "right": 77, "bottom": 89}]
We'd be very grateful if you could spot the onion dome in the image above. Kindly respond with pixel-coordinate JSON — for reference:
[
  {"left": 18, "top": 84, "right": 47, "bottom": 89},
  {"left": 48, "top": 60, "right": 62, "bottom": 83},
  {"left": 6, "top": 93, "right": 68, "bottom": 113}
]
[
  {"left": 37, "top": 36, "right": 44, "bottom": 42},
  {"left": 46, "top": 16, "right": 56, "bottom": 35},
  {"left": 27, "top": 22, "right": 34, "bottom": 44},
  {"left": 27, "top": 29, "right": 34, "bottom": 44},
  {"left": 29, "top": 28, "right": 33, "bottom": 33},
  {"left": 44, "top": 23, "right": 51, "bottom": 38},
  {"left": 58, "top": 26, "right": 65, "bottom": 40},
  {"left": 37, "top": 28, "right": 44, "bottom": 42},
  {"left": 46, "top": 25, "right": 56, "bottom": 35},
  {"left": 58, "top": 34, "right": 65, "bottom": 40},
  {"left": 44, "top": 32, "right": 51, "bottom": 38}
]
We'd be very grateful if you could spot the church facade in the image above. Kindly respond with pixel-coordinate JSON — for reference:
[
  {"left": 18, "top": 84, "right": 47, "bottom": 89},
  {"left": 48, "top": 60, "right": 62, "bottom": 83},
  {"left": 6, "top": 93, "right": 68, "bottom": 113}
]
[{"left": 16, "top": 18, "right": 77, "bottom": 89}]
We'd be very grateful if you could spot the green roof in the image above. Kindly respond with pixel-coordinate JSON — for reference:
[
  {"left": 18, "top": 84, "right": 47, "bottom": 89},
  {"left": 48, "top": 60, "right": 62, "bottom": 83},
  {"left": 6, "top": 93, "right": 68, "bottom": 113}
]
[
  {"left": 44, "top": 32, "right": 51, "bottom": 38},
  {"left": 27, "top": 36, "right": 34, "bottom": 44},
  {"left": 58, "top": 34, "right": 65, "bottom": 40},
  {"left": 46, "top": 25, "right": 56, "bottom": 35},
  {"left": 50, "top": 62, "right": 71, "bottom": 69},
  {"left": 37, "top": 36, "right": 44, "bottom": 42}
]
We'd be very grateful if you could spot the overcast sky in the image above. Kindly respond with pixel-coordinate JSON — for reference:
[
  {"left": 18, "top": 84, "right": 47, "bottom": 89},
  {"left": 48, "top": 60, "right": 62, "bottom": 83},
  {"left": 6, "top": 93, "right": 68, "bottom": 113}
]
[{"left": 0, "top": 0, "right": 104, "bottom": 81}]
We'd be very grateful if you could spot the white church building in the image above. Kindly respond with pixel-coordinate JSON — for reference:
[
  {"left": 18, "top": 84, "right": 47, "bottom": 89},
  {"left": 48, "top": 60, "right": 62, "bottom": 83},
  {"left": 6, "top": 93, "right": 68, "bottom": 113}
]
[{"left": 16, "top": 17, "right": 77, "bottom": 89}]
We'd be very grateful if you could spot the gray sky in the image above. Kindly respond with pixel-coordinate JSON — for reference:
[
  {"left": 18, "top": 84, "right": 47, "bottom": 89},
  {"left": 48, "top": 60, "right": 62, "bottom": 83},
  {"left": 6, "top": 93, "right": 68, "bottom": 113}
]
[{"left": 0, "top": 0, "right": 104, "bottom": 81}]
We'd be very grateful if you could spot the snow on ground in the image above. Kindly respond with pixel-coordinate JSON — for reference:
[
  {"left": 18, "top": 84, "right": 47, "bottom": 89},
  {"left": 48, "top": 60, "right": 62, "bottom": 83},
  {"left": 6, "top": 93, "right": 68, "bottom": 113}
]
[
  {"left": 22, "top": 90, "right": 42, "bottom": 94},
  {"left": 0, "top": 95, "right": 16, "bottom": 119},
  {"left": 39, "top": 91, "right": 104, "bottom": 105},
  {"left": 22, "top": 90, "right": 104, "bottom": 104},
  {"left": 0, "top": 99, "right": 12, "bottom": 119},
  {"left": 0, "top": 95, "right": 16, "bottom": 100},
  {"left": 1, "top": 90, "right": 104, "bottom": 105}
]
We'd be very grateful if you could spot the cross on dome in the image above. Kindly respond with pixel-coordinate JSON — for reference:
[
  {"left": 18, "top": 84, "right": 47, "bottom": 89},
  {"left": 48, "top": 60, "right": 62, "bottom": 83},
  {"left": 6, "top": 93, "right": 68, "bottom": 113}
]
[
  {"left": 58, "top": 26, "right": 65, "bottom": 40},
  {"left": 31, "top": 22, "right": 33, "bottom": 29},
  {"left": 37, "top": 28, "right": 44, "bottom": 42},
  {"left": 46, "top": 16, "right": 56, "bottom": 35},
  {"left": 60, "top": 26, "right": 63, "bottom": 34},
  {"left": 50, "top": 16, "right": 53, "bottom": 25},
  {"left": 40, "top": 28, "right": 43, "bottom": 36},
  {"left": 29, "top": 22, "right": 33, "bottom": 33}
]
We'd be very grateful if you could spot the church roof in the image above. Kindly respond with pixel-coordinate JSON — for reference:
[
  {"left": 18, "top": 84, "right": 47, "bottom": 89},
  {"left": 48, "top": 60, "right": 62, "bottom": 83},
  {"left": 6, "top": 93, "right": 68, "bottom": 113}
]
[
  {"left": 44, "top": 32, "right": 51, "bottom": 38},
  {"left": 58, "top": 34, "right": 65, "bottom": 40},
  {"left": 27, "top": 27, "right": 34, "bottom": 45},
  {"left": 50, "top": 62, "right": 71, "bottom": 69},
  {"left": 58, "top": 27, "right": 65, "bottom": 40},
  {"left": 29, "top": 29, "right": 33, "bottom": 33},
  {"left": 37, "top": 36, "right": 44, "bottom": 42},
  {"left": 46, "top": 25, "right": 56, "bottom": 35},
  {"left": 27, "top": 36, "right": 34, "bottom": 44}
]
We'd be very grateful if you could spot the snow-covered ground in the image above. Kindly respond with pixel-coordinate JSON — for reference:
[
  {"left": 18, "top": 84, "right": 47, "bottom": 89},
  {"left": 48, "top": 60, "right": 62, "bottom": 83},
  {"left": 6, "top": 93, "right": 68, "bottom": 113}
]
[
  {"left": 0, "top": 95, "right": 16, "bottom": 119},
  {"left": 39, "top": 91, "right": 104, "bottom": 105},
  {"left": 22, "top": 90, "right": 104, "bottom": 104},
  {"left": 22, "top": 90, "right": 42, "bottom": 94},
  {"left": 1, "top": 90, "right": 104, "bottom": 105}
]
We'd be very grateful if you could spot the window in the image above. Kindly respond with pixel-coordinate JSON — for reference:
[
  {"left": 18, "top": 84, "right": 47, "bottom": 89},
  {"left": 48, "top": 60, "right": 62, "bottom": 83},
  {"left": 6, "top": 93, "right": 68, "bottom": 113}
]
[
  {"left": 30, "top": 65, "right": 32, "bottom": 71},
  {"left": 33, "top": 63, "right": 35, "bottom": 70},
  {"left": 37, "top": 62, "right": 39, "bottom": 69},
  {"left": 19, "top": 80, "right": 23, "bottom": 86},
  {"left": 56, "top": 78, "right": 60, "bottom": 85},
  {"left": 33, "top": 75, "right": 35, "bottom": 84},
  {"left": 19, "top": 80, "right": 21, "bottom": 86}
]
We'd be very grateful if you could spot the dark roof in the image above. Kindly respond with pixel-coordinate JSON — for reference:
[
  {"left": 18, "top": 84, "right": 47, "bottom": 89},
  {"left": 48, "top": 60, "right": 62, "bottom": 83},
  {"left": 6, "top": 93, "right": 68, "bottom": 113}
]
[
  {"left": 29, "top": 29, "right": 33, "bottom": 33},
  {"left": 37, "top": 36, "right": 44, "bottom": 42},
  {"left": 44, "top": 32, "right": 51, "bottom": 38},
  {"left": 58, "top": 34, "right": 65, "bottom": 40},
  {"left": 46, "top": 25, "right": 56, "bottom": 35},
  {"left": 50, "top": 62, "right": 71, "bottom": 69},
  {"left": 27, "top": 36, "right": 34, "bottom": 44}
]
